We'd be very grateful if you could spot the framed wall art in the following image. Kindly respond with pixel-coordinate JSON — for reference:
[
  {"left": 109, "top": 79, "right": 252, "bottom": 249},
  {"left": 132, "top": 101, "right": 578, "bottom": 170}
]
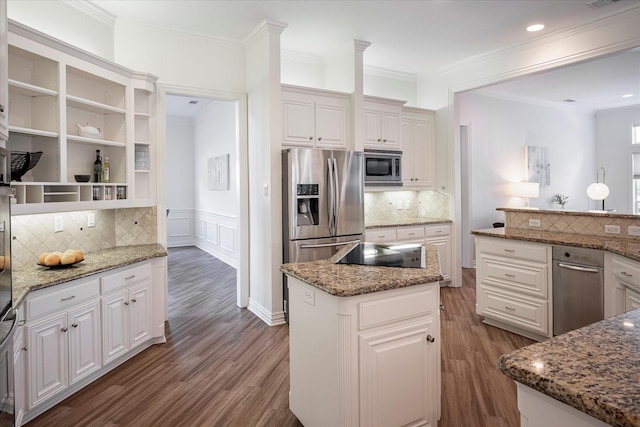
[
  {"left": 208, "top": 154, "right": 229, "bottom": 190},
  {"left": 525, "top": 145, "right": 550, "bottom": 187}
]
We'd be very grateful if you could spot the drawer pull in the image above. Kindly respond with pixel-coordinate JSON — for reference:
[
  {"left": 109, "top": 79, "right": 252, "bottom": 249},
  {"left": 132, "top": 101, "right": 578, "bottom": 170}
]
[
  {"left": 503, "top": 249, "right": 515, "bottom": 253},
  {"left": 408, "top": 233, "right": 415, "bottom": 236},
  {"left": 621, "top": 271, "right": 633, "bottom": 277},
  {"left": 61, "top": 327, "right": 68, "bottom": 332},
  {"left": 72, "top": 323, "right": 78, "bottom": 328},
  {"left": 60, "top": 295, "right": 76, "bottom": 302},
  {"left": 22, "top": 347, "right": 27, "bottom": 352},
  {"left": 426, "top": 335, "right": 435, "bottom": 343},
  {"left": 505, "top": 306, "right": 516, "bottom": 311},
  {"left": 435, "top": 230, "right": 442, "bottom": 233},
  {"left": 125, "top": 275, "right": 136, "bottom": 280},
  {"left": 131, "top": 298, "right": 137, "bottom": 303},
  {"left": 504, "top": 273, "right": 516, "bottom": 278}
]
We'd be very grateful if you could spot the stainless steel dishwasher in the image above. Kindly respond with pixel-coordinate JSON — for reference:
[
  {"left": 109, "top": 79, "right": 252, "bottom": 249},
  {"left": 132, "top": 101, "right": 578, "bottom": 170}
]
[{"left": 552, "top": 245, "right": 604, "bottom": 336}]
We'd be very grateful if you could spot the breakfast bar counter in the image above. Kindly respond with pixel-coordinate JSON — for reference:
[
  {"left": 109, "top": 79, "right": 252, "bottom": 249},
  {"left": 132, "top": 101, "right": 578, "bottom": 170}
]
[{"left": 499, "top": 308, "right": 640, "bottom": 427}]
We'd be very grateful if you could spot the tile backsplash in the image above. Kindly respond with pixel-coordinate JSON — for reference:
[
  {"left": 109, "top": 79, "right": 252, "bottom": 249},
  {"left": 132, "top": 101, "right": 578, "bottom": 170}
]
[
  {"left": 11, "top": 207, "right": 157, "bottom": 267},
  {"left": 365, "top": 190, "right": 450, "bottom": 224}
]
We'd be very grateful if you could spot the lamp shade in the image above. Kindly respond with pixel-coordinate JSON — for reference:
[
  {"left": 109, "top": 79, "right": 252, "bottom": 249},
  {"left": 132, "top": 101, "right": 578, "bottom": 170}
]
[
  {"left": 586, "top": 182, "right": 610, "bottom": 201},
  {"left": 510, "top": 182, "right": 540, "bottom": 198}
]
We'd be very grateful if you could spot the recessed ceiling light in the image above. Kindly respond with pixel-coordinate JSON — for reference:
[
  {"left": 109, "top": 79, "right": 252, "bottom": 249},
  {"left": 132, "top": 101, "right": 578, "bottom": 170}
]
[
  {"left": 527, "top": 24, "right": 545, "bottom": 32},
  {"left": 562, "top": 99, "right": 577, "bottom": 103},
  {"left": 189, "top": 100, "right": 199, "bottom": 104},
  {"left": 622, "top": 94, "right": 634, "bottom": 98}
]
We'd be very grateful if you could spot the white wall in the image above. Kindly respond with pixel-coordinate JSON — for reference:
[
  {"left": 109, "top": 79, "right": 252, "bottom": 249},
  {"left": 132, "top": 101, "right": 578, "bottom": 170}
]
[
  {"left": 595, "top": 105, "right": 640, "bottom": 214},
  {"left": 458, "top": 91, "right": 596, "bottom": 230},
  {"left": 8, "top": 1, "right": 115, "bottom": 60},
  {"left": 363, "top": 68, "right": 417, "bottom": 107}
]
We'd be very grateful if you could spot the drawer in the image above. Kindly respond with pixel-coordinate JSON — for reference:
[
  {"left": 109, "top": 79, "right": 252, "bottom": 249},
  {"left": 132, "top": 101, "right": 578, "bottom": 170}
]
[
  {"left": 27, "top": 278, "right": 100, "bottom": 320},
  {"left": 611, "top": 256, "right": 640, "bottom": 290},
  {"left": 396, "top": 227, "right": 425, "bottom": 241},
  {"left": 359, "top": 286, "right": 437, "bottom": 330},
  {"left": 479, "top": 254, "right": 548, "bottom": 298},
  {"left": 424, "top": 224, "right": 450, "bottom": 237},
  {"left": 365, "top": 228, "right": 397, "bottom": 243},
  {"left": 477, "top": 237, "right": 549, "bottom": 263},
  {"left": 479, "top": 286, "right": 548, "bottom": 335},
  {"left": 101, "top": 262, "right": 152, "bottom": 294}
]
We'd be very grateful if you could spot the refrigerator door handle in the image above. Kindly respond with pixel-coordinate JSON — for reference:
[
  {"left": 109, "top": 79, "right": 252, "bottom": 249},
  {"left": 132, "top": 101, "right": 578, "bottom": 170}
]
[
  {"left": 328, "top": 158, "right": 336, "bottom": 235},
  {"left": 332, "top": 158, "right": 339, "bottom": 233},
  {"left": 299, "top": 239, "right": 360, "bottom": 249}
]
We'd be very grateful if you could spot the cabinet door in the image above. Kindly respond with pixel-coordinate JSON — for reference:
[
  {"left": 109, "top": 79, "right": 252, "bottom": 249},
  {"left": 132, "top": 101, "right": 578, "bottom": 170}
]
[
  {"left": 359, "top": 320, "right": 437, "bottom": 427},
  {"left": 129, "top": 281, "right": 153, "bottom": 350},
  {"left": 101, "top": 290, "right": 129, "bottom": 364},
  {"left": 380, "top": 109, "right": 401, "bottom": 149},
  {"left": 412, "top": 119, "right": 434, "bottom": 188},
  {"left": 282, "top": 96, "right": 315, "bottom": 146},
  {"left": 364, "top": 108, "right": 382, "bottom": 148},
  {"left": 314, "top": 96, "right": 348, "bottom": 149},
  {"left": 401, "top": 118, "right": 414, "bottom": 184},
  {"left": 0, "top": 0, "right": 7, "bottom": 141},
  {"left": 625, "top": 287, "right": 640, "bottom": 312},
  {"left": 13, "top": 326, "right": 25, "bottom": 426},
  {"left": 426, "top": 237, "right": 451, "bottom": 281},
  {"left": 27, "top": 313, "right": 68, "bottom": 408},
  {"left": 68, "top": 301, "right": 101, "bottom": 384}
]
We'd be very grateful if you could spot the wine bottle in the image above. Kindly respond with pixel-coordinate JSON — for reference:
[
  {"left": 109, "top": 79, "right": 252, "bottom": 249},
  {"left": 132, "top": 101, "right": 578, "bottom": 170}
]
[
  {"left": 103, "top": 156, "right": 110, "bottom": 183},
  {"left": 93, "top": 150, "right": 102, "bottom": 182}
]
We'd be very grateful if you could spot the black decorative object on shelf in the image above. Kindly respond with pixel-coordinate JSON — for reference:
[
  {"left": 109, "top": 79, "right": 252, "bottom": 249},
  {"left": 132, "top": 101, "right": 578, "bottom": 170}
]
[{"left": 11, "top": 151, "right": 43, "bottom": 182}]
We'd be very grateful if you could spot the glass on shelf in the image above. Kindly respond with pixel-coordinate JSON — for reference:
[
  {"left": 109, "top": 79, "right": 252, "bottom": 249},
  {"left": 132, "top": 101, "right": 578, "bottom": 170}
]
[{"left": 135, "top": 150, "right": 150, "bottom": 170}]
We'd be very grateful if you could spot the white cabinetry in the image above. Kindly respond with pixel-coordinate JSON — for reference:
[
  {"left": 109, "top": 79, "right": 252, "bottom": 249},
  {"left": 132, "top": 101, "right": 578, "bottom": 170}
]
[
  {"left": 0, "top": 0, "right": 8, "bottom": 142},
  {"left": 363, "top": 96, "right": 404, "bottom": 150},
  {"left": 365, "top": 223, "right": 452, "bottom": 283},
  {"left": 101, "top": 263, "right": 153, "bottom": 364},
  {"left": 475, "top": 236, "right": 552, "bottom": 341},
  {"left": 288, "top": 277, "right": 439, "bottom": 427},
  {"left": 13, "top": 322, "right": 25, "bottom": 427},
  {"left": 605, "top": 254, "right": 640, "bottom": 316},
  {"left": 19, "top": 258, "right": 166, "bottom": 425},
  {"left": 282, "top": 85, "right": 350, "bottom": 149},
  {"left": 401, "top": 107, "right": 435, "bottom": 189},
  {"left": 7, "top": 21, "right": 157, "bottom": 214}
]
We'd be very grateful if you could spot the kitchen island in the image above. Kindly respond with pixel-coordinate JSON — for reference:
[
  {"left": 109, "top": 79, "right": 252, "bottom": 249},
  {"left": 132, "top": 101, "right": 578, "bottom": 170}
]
[
  {"left": 499, "top": 307, "right": 640, "bottom": 427},
  {"left": 281, "top": 243, "right": 442, "bottom": 427}
]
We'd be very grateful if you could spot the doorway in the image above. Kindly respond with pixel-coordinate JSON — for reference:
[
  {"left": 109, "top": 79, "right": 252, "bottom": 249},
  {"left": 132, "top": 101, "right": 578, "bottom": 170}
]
[{"left": 157, "top": 84, "right": 249, "bottom": 308}]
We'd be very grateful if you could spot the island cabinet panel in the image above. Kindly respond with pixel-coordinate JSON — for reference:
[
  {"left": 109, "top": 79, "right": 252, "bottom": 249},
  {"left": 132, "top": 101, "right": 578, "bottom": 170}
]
[
  {"left": 605, "top": 253, "right": 640, "bottom": 316},
  {"left": 475, "top": 236, "right": 552, "bottom": 341},
  {"left": 287, "top": 276, "right": 440, "bottom": 427}
]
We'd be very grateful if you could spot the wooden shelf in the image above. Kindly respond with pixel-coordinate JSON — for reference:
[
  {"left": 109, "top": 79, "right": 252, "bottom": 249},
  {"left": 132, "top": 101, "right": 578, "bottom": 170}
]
[
  {"left": 67, "top": 135, "right": 126, "bottom": 148},
  {"left": 67, "top": 95, "right": 126, "bottom": 115},
  {"left": 8, "top": 79, "right": 58, "bottom": 97},
  {"left": 9, "top": 126, "right": 58, "bottom": 138}
]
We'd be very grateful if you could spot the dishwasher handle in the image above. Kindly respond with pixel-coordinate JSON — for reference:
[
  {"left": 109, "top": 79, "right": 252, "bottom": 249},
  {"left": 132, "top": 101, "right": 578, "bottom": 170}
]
[{"left": 556, "top": 262, "right": 600, "bottom": 274}]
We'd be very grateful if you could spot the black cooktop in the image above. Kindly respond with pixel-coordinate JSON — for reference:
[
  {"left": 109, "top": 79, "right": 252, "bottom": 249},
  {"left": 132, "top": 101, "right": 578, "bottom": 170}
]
[{"left": 336, "top": 242, "right": 425, "bottom": 268}]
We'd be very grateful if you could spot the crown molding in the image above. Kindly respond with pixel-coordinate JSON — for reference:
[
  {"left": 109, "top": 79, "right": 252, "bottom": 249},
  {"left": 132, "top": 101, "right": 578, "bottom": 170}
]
[
  {"left": 364, "top": 66, "right": 416, "bottom": 83},
  {"left": 243, "top": 20, "right": 288, "bottom": 49},
  {"left": 469, "top": 88, "right": 597, "bottom": 114},
  {"left": 63, "top": 0, "right": 116, "bottom": 27}
]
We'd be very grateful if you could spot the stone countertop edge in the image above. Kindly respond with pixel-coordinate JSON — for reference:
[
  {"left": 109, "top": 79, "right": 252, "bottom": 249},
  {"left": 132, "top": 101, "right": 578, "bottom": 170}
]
[
  {"left": 472, "top": 227, "right": 640, "bottom": 262},
  {"left": 497, "top": 207, "right": 639, "bottom": 220},
  {"left": 280, "top": 243, "right": 443, "bottom": 297},
  {"left": 365, "top": 217, "right": 452, "bottom": 229},
  {"left": 12, "top": 243, "right": 168, "bottom": 308},
  {"left": 498, "top": 308, "right": 640, "bottom": 427}
]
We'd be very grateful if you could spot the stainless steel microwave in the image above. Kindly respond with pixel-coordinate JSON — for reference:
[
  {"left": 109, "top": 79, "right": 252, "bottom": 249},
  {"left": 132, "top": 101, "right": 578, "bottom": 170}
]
[{"left": 364, "top": 149, "right": 402, "bottom": 186}]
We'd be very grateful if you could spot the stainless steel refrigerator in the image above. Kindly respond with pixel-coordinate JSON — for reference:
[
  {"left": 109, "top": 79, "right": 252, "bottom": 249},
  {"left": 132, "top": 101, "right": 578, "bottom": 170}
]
[{"left": 282, "top": 148, "right": 364, "bottom": 317}]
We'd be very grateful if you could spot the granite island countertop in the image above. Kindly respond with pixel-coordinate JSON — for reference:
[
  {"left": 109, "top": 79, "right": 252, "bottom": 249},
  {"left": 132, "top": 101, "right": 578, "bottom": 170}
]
[
  {"left": 12, "top": 243, "right": 168, "bottom": 307},
  {"left": 499, "top": 308, "right": 640, "bottom": 427},
  {"left": 366, "top": 217, "right": 452, "bottom": 229},
  {"left": 280, "top": 243, "right": 443, "bottom": 297},
  {"left": 472, "top": 227, "right": 640, "bottom": 262}
]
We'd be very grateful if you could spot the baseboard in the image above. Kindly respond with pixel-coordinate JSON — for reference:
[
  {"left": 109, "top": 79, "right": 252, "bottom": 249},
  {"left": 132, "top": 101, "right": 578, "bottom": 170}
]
[{"left": 248, "top": 298, "right": 286, "bottom": 326}]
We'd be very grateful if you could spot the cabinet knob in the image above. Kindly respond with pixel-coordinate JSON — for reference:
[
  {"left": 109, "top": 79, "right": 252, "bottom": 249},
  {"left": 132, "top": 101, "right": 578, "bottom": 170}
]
[
  {"left": 440, "top": 304, "right": 445, "bottom": 311},
  {"left": 426, "top": 335, "right": 435, "bottom": 343},
  {"left": 72, "top": 323, "right": 78, "bottom": 328},
  {"left": 309, "top": 136, "right": 314, "bottom": 140},
  {"left": 317, "top": 137, "right": 322, "bottom": 141},
  {"left": 382, "top": 139, "right": 387, "bottom": 143},
  {"left": 124, "top": 301, "right": 130, "bottom": 306},
  {"left": 22, "top": 347, "right": 27, "bottom": 352},
  {"left": 131, "top": 298, "right": 137, "bottom": 303},
  {"left": 0, "top": 104, "right": 4, "bottom": 113},
  {"left": 61, "top": 327, "right": 68, "bottom": 332}
]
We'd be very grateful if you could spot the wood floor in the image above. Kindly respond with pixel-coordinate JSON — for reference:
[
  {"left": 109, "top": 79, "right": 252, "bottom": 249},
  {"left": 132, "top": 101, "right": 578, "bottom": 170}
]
[{"left": 26, "top": 246, "right": 533, "bottom": 427}]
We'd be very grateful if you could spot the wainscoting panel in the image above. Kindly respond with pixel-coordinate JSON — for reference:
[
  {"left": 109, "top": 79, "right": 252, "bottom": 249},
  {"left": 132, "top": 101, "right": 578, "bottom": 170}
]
[
  {"left": 167, "top": 209, "right": 195, "bottom": 248},
  {"left": 194, "top": 210, "right": 238, "bottom": 268}
]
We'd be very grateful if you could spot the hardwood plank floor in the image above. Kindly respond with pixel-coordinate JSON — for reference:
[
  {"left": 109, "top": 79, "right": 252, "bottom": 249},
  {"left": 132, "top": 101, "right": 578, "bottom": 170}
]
[{"left": 26, "top": 247, "right": 533, "bottom": 427}]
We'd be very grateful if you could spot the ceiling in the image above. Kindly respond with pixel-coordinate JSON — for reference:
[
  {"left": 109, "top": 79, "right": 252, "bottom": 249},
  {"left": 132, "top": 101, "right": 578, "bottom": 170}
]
[{"left": 89, "top": 0, "right": 640, "bottom": 115}]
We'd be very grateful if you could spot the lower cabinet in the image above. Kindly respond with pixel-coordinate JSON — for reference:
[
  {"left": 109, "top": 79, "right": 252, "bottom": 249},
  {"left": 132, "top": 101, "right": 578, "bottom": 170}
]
[
  {"left": 19, "top": 258, "right": 166, "bottom": 425},
  {"left": 475, "top": 236, "right": 552, "bottom": 341},
  {"left": 288, "top": 276, "right": 440, "bottom": 427},
  {"left": 606, "top": 253, "right": 640, "bottom": 316},
  {"left": 13, "top": 323, "right": 25, "bottom": 427}
]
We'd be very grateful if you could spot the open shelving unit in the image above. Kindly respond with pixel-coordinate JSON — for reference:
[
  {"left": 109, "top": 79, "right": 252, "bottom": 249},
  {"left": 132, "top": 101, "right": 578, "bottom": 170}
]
[{"left": 6, "top": 21, "right": 158, "bottom": 214}]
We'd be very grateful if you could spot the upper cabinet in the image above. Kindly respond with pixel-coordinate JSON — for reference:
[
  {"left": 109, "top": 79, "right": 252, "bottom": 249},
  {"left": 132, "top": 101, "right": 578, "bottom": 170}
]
[
  {"left": 6, "top": 21, "right": 158, "bottom": 214},
  {"left": 402, "top": 107, "right": 435, "bottom": 189},
  {"left": 363, "top": 96, "right": 404, "bottom": 150},
  {"left": 282, "top": 84, "right": 350, "bottom": 149},
  {"left": 0, "top": 0, "right": 8, "bottom": 143}
]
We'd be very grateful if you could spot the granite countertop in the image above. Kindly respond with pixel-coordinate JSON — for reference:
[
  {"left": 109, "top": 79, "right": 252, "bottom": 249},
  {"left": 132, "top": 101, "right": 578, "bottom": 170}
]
[
  {"left": 472, "top": 227, "right": 640, "bottom": 262},
  {"left": 280, "top": 243, "right": 443, "bottom": 297},
  {"left": 366, "top": 217, "right": 452, "bottom": 229},
  {"left": 12, "top": 244, "right": 168, "bottom": 307},
  {"left": 499, "top": 308, "right": 640, "bottom": 427},
  {"left": 497, "top": 207, "right": 639, "bottom": 220}
]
